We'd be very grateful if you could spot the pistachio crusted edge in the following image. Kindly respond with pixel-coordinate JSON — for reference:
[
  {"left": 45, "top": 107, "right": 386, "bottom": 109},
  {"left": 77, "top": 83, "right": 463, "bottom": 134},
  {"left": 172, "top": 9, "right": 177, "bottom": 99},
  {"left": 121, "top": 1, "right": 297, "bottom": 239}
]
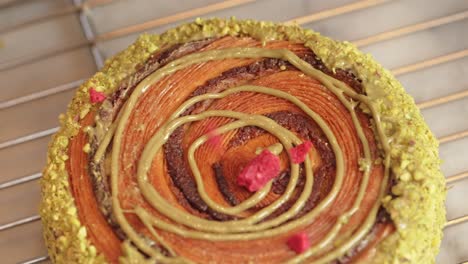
[{"left": 40, "top": 18, "right": 446, "bottom": 264}]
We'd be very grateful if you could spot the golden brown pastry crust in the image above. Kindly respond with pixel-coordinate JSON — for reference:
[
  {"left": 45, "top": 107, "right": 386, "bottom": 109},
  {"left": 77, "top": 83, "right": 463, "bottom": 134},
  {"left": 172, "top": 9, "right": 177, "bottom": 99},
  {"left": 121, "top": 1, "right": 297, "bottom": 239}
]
[{"left": 40, "top": 18, "right": 446, "bottom": 263}]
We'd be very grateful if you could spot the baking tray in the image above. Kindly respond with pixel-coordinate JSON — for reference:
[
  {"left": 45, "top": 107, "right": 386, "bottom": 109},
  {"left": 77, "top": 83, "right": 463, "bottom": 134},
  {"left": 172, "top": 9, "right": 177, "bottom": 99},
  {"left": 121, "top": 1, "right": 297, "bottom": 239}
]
[{"left": 0, "top": 0, "right": 467, "bottom": 263}]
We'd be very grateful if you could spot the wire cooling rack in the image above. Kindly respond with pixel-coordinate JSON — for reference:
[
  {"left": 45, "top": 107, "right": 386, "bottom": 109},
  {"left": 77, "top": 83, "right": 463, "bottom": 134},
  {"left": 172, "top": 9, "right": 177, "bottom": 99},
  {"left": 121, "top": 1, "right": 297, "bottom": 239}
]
[{"left": 0, "top": 0, "right": 467, "bottom": 263}]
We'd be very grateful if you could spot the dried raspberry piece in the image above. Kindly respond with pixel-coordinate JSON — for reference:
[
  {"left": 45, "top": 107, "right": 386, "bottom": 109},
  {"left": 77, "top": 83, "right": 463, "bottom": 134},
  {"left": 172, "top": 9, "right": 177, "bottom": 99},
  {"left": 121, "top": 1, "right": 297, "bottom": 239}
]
[
  {"left": 89, "top": 88, "right": 106, "bottom": 103},
  {"left": 287, "top": 232, "right": 310, "bottom": 254},
  {"left": 289, "top": 140, "right": 313, "bottom": 164},
  {"left": 237, "top": 149, "right": 280, "bottom": 192},
  {"left": 206, "top": 124, "right": 222, "bottom": 151}
]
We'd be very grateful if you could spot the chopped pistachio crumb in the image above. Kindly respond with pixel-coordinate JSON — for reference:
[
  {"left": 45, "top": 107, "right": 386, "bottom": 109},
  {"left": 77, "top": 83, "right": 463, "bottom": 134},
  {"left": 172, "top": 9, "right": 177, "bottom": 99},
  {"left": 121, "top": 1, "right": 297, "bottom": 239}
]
[{"left": 83, "top": 143, "right": 91, "bottom": 153}]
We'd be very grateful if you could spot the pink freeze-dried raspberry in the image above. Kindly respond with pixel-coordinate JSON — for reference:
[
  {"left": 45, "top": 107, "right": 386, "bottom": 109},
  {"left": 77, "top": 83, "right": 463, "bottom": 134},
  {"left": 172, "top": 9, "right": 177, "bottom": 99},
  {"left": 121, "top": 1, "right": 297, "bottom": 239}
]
[
  {"left": 89, "top": 88, "right": 107, "bottom": 103},
  {"left": 287, "top": 232, "right": 310, "bottom": 254},
  {"left": 289, "top": 140, "right": 313, "bottom": 164},
  {"left": 206, "top": 124, "right": 222, "bottom": 151},
  {"left": 237, "top": 149, "right": 280, "bottom": 192}
]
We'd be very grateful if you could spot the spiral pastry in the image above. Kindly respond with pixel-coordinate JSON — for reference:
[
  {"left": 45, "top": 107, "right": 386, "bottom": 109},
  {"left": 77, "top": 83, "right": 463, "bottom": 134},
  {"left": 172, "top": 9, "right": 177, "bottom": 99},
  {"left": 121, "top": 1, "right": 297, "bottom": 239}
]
[{"left": 40, "top": 19, "right": 446, "bottom": 264}]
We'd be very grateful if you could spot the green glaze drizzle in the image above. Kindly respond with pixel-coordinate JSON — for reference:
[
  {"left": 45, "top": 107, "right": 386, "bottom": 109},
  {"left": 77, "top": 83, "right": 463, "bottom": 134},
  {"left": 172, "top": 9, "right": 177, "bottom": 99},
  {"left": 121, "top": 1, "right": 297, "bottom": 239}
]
[
  {"left": 256, "top": 143, "right": 284, "bottom": 155},
  {"left": 100, "top": 47, "right": 391, "bottom": 263}
]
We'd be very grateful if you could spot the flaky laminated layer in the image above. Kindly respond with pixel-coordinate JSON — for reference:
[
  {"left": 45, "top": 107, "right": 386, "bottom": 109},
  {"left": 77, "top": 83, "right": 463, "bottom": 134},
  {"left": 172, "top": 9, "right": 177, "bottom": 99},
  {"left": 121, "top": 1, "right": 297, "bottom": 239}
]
[{"left": 40, "top": 18, "right": 446, "bottom": 263}]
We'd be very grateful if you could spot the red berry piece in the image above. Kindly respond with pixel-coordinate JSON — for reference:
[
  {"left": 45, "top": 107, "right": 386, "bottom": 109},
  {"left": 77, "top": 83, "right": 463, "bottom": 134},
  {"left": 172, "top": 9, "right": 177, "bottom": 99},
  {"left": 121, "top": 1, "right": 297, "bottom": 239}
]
[
  {"left": 289, "top": 141, "right": 313, "bottom": 164},
  {"left": 287, "top": 232, "right": 310, "bottom": 254},
  {"left": 237, "top": 149, "right": 281, "bottom": 192},
  {"left": 89, "top": 88, "right": 107, "bottom": 103}
]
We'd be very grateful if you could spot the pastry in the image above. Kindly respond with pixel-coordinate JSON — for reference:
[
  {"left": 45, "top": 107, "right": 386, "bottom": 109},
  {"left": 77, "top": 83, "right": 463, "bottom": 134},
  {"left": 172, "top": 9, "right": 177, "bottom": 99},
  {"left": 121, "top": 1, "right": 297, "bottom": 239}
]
[{"left": 40, "top": 18, "right": 446, "bottom": 263}]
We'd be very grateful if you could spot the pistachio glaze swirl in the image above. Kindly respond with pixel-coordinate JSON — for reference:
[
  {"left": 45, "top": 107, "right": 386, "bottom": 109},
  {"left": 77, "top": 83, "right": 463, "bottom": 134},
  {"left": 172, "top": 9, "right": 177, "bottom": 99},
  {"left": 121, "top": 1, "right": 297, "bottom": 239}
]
[{"left": 90, "top": 46, "right": 391, "bottom": 263}]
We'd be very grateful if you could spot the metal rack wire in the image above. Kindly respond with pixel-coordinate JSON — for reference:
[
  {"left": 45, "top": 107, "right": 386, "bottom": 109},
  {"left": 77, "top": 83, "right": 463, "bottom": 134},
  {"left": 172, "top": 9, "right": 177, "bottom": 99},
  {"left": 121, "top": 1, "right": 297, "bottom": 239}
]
[{"left": 0, "top": 0, "right": 467, "bottom": 263}]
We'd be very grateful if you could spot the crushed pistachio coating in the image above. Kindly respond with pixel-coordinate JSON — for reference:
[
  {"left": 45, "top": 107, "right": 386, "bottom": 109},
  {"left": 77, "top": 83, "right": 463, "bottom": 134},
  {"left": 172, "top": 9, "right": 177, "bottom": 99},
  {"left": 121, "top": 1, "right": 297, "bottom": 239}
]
[{"left": 40, "top": 18, "right": 445, "bottom": 263}]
